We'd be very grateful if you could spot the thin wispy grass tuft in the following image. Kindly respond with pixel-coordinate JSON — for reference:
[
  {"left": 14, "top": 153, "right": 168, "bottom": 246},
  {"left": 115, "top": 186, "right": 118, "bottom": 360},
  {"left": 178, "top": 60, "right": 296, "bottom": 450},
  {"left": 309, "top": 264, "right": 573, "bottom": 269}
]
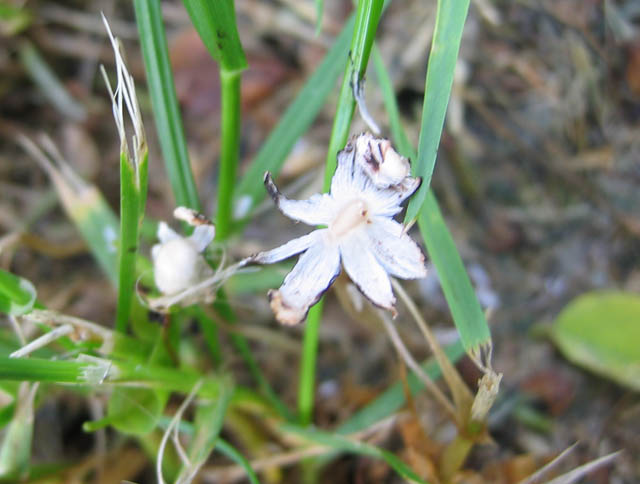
[{"left": 101, "top": 15, "right": 148, "bottom": 333}]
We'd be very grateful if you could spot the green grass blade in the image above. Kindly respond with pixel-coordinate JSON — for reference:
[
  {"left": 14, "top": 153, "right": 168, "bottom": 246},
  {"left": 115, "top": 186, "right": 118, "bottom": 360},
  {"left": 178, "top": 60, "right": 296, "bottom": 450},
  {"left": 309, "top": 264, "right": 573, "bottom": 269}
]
[
  {"left": 181, "top": 379, "right": 234, "bottom": 479},
  {"left": 281, "top": 424, "right": 427, "bottom": 483},
  {"left": 372, "top": 46, "right": 413, "bottom": 156},
  {"left": 216, "top": 439, "right": 260, "bottom": 484},
  {"left": 0, "top": 269, "right": 36, "bottom": 316},
  {"left": 0, "top": 355, "right": 226, "bottom": 399},
  {"left": 321, "top": 0, "right": 383, "bottom": 189},
  {"left": 115, "top": 152, "right": 143, "bottom": 332},
  {"left": 181, "top": 0, "right": 248, "bottom": 73},
  {"left": 0, "top": 384, "right": 36, "bottom": 479},
  {"left": 76, "top": 192, "right": 120, "bottom": 285},
  {"left": 186, "top": 306, "right": 222, "bottom": 366},
  {"left": 18, "top": 41, "right": 86, "bottom": 121},
  {"left": 373, "top": 44, "right": 491, "bottom": 352},
  {"left": 404, "top": 0, "right": 471, "bottom": 223},
  {"left": 234, "top": 15, "right": 355, "bottom": 215},
  {"left": 418, "top": 195, "right": 490, "bottom": 351},
  {"left": 20, "top": 131, "right": 121, "bottom": 284},
  {"left": 0, "top": 357, "right": 93, "bottom": 383},
  {"left": 297, "top": 300, "right": 324, "bottom": 426},
  {"left": 133, "top": 0, "right": 200, "bottom": 210},
  {"left": 215, "top": 70, "right": 242, "bottom": 239},
  {"left": 314, "top": 0, "right": 324, "bottom": 34},
  {"left": 299, "top": 0, "right": 383, "bottom": 427}
]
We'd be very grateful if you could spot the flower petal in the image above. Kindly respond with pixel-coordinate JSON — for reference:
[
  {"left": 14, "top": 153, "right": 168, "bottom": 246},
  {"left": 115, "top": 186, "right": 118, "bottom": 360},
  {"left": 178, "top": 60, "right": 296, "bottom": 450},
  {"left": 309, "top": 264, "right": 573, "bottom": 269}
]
[
  {"left": 189, "top": 224, "right": 215, "bottom": 252},
  {"left": 264, "top": 172, "right": 335, "bottom": 225},
  {"left": 270, "top": 238, "right": 341, "bottom": 324},
  {"left": 340, "top": 231, "right": 395, "bottom": 311},
  {"left": 354, "top": 133, "right": 411, "bottom": 188},
  {"left": 367, "top": 217, "right": 427, "bottom": 279},
  {"left": 362, "top": 176, "right": 422, "bottom": 217},
  {"left": 331, "top": 140, "right": 359, "bottom": 201},
  {"left": 251, "top": 229, "right": 325, "bottom": 264},
  {"left": 157, "top": 221, "right": 180, "bottom": 244}
]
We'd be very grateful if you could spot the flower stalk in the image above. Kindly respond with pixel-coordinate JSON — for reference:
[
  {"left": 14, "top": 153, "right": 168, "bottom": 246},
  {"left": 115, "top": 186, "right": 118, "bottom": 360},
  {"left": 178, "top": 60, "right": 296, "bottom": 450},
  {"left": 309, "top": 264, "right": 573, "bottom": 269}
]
[{"left": 301, "top": 0, "right": 384, "bottom": 427}]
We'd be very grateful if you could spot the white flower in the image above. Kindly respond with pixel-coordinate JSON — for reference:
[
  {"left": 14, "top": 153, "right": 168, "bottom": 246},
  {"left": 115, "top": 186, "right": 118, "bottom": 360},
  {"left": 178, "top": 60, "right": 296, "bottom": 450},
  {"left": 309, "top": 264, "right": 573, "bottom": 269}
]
[
  {"left": 152, "top": 207, "right": 215, "bottom": 296},
  {"left": 252, "top": 133, "right": 428, "bottom": 325}
]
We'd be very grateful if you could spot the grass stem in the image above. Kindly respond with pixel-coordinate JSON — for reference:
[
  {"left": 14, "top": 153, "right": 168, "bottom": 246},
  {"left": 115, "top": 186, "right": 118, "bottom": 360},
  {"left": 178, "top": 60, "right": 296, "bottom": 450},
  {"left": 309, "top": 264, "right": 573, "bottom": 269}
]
[
  {"left": 216, "top": 70, "right": 242, "bottom": 240},
  {"left": 297, "top": 300, "right": 324, "bottom": 426}
]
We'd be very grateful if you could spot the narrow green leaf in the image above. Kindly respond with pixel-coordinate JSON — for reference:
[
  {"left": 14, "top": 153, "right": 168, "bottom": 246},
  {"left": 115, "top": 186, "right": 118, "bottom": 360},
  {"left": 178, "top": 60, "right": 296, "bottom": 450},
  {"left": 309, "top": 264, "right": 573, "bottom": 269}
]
[
  {"left": 0, "top": 270, "right": 36, "bottom": 316},
  {"left": 18, "top": 40, "right": 86, "bottom": 121},
  {"left": 372, "top": 46, "right": 413, "bottom": 156},
  {"left": 181, "top": 0, "right": 246, "bottom": 238},
  {"left": 215, "top": 71, "right": 242, "bottom": 239},
  {"left": 404, "top": 0, "right": 471, "bottom": 222},
  {"left": 180, "top": 380, "right": 234, "bottom": 479},
  {"left": 182, "top": 0, "right": 248, "bottom": 73},
  {"left": 322, "top": 0, "right": 384, "bottom": 188},
  {"left": 548, "top": 291, "right": 640, "bottom": 391},
  {"left": 418, "top": 194, "right": 491, "bottom": 351},
  {"left": 0, "top": 356, "right": 225, "bottom": 399},
  {"left": 216, "top": 439, "right": 260, "bottom": 484},
  {"left": 373, "top": 46, "right": 491, "bottom": 352},
  {"left": 116, "top": 153, "right": 142, "bottom": 332},
  {"left": 72, "top": 191, "right": 120, "bottom": 285},
  {"left": 134, "top": 0, "right": 200, "bottom": 209},
  {"left": 186, "top": 306, "right": 222, "bottom": 366},
  {"left": 282, "top": 424, "right": 427, "bottom": 483},
  {"left": 0, "top": 358, "right": 92, "bottom": 383},
  {"left": 0, "top": 407, "right": 15, "bottom": 440},
  {"left": 314, "top": 0, "right": 324, "bottom": 34},
  {"left": 0, "top": 384, "right": 36, "bottom": 479},
  {"left": 234, "top": 15, "right": 355, "bottom": 214}
]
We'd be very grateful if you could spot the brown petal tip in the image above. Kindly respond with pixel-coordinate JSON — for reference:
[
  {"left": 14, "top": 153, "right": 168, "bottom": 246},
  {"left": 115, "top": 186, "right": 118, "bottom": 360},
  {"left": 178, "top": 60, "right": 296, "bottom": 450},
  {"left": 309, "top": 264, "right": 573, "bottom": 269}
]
[{"left": 268, "top": 289, "right": 306, "bottom": 325}]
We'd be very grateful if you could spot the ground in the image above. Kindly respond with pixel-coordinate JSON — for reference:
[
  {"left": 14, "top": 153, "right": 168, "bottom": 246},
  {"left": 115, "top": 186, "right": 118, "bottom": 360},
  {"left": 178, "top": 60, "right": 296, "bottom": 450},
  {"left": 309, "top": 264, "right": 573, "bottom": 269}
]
[{"left": 0, "top": 0, "right": 638, "bottom": 483}]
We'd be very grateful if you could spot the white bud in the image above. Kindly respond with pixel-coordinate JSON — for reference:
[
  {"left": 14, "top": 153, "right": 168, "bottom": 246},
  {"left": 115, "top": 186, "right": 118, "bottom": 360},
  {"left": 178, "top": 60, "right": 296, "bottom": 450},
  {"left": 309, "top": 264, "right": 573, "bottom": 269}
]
[
  {"left": 153, "top": 238, "right": 204, "bottom": 295},
  {"left": 151, "top": 213, "right": 215, "bottom": 296}
]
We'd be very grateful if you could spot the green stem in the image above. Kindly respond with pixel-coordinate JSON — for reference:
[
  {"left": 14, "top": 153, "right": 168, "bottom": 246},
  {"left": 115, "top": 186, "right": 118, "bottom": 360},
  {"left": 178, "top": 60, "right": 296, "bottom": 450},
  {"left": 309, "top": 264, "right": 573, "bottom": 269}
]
[
  {"left": 298, "top": 0, "right": 383, "bottom": 427},
  {"left": 439, "top": 434, "right": 473, "bottom": 482},
  {"left": 216, "top": 70, "right": 242, "bottom": 240},
  {"left": 115, "top": 154, "right": 140, "bottom": 333},
  {"left": 322, "top": 0, "right": 383, "bottom": 188},
  {"left": 297, "top": 300, "right": 324, "bottom": 426}
]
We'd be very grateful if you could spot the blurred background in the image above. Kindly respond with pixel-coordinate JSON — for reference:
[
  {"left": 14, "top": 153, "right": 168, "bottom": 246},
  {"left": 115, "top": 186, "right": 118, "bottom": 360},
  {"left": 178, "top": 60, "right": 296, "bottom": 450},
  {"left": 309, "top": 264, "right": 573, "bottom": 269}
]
[{"left": 0, "top": 0, "right": 638, "bottom": 482}]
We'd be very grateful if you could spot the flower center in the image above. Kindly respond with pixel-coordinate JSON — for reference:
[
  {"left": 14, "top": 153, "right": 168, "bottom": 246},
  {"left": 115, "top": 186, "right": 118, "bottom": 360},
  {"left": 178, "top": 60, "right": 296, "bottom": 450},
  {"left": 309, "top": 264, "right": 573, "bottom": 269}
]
[{"left": 329, "top": 199, "right": 369, "bottom": 238}]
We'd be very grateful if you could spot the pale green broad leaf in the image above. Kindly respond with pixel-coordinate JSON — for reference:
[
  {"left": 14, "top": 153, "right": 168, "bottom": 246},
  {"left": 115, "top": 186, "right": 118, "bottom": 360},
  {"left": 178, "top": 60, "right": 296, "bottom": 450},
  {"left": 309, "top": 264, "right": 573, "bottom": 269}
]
[
  {"left": 549, "top": 291, "right": 640, "bottom": 391},
  {"left": 106, "top": 387, "right": 166, "bottom": 436}
]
